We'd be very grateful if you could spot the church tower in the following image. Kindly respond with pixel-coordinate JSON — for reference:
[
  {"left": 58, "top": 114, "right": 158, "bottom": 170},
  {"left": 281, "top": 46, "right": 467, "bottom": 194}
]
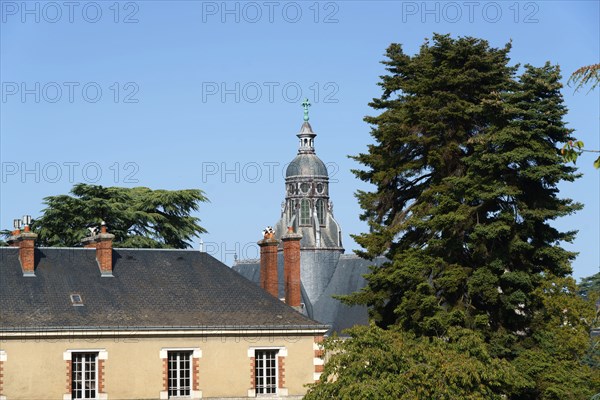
[
  {"left": 273, "top": 99, "right": 344, "bottom": 311},
  {"left": 235, "top": 100, "right": 382, "bottom": 332}
]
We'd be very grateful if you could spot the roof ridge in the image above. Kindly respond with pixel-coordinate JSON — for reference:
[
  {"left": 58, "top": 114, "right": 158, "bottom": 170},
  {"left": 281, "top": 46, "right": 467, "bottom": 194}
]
[
  {"left": 234, "top": 258, "right": 260, "bottom": 264},
  {"left": 114, "top": 248, "right": 200, "bottom": 252},
  {"left": 0, "top": 247, "right": 201, "bottom": 251}
]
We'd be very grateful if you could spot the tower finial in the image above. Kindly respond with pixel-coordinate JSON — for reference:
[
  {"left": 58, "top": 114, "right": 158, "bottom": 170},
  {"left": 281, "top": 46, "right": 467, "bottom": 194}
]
[{"left": 302, "top": 98, "right": 311, "bottom": 121}]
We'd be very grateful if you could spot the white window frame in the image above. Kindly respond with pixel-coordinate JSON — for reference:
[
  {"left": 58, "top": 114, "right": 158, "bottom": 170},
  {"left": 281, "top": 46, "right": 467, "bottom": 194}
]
[
  {"left": 159, "top": 348, "right": 202, "bottom": 400},
  {"left": 72, "top": 352, "right": 98, "bottom": 400},
  {"left": 255, "top": 349, "right": 278, "bottom": 395},
  {"left": 0, "top": 350, "right": 6, "bottom": 400},
  {"left": 62, "top": 349, "right": 107, "bottom": 400},
  {"left": 168, "top": 351, "right": 192, "bottom": 398},
  {"left": 247, "top": 347, "right": 287, "bottom": 398}
]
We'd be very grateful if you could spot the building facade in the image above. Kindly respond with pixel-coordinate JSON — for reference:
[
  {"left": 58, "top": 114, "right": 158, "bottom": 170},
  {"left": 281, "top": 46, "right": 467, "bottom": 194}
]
[{"left": 0, "top": 227, "right": 327, "bottom": 400}]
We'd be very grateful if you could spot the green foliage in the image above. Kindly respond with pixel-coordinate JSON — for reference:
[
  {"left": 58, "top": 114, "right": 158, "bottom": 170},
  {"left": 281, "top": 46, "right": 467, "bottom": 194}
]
[
  {"left": 561, "top": 140, "right": 600, "bottom": 169},
  {"left": 304, "top": 325, "right": 528, "bottom": 400},
  {"left": 568, "top": 63, "right": 600, "bottom": 93},
  {"left": 579, "top": 272, "right": 600, "bottom": 299},
  {"left": 561, "top": 140, "right": 585, "bottom": 164},
  {"left": 564, "top": 63, "right": 600, "bottom": 168},
  {"left": 328, "top": 34, "right": 598, "bottom": 399},
  {"left": 3, "top": 183, "right": 208, "bottom": 248},
  {"left": 512, "top": 277, "right": 600, "bottom": 399},
  {"left": 578, "top": 272, "right": 600, "bottom": 378},
  {"left": 348, "top": 34, "right": 580, "bottom": 337}
]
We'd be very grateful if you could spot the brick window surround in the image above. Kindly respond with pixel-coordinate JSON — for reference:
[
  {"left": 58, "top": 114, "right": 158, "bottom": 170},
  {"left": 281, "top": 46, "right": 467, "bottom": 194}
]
[
  {"left": 0, "top": 350, "right": 6, "bottom": 400},
  {"left": 313, "top": 336, "right": 325, "bottom": 382},
  {"left": 159, "top": 348, "right": 202, "bottom": 400},
  {"left": 247, "top": 346, "right": 288, "bottom": 397},
  {"left": 63, "top": 349, "right": 108, "bottom": 400}
]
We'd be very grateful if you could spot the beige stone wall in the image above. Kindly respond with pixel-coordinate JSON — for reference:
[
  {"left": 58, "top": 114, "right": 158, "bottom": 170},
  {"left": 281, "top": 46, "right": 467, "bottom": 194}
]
[{"left": 1, "top": 333, "right": 318, "bottom": 399}]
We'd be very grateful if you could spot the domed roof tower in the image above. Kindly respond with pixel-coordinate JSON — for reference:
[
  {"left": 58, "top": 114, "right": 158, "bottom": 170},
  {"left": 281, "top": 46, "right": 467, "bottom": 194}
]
[{"left": 273, "top": 100, "right": 344, "bottom": 308}]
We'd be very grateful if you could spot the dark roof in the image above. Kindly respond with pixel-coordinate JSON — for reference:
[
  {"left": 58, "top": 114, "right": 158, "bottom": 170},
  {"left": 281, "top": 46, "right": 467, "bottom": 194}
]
[
  {"left": 310, "top": 255, "right": 372, "bottom": 333},
  {"left": 286, "top": 153, "right": 328, "bottom": 178},
  {"left": 0, "top": 247, "right": 327, "bottom": 332},
  {"left": 234, "top": 254, "right": 387, "bottom": 335}
]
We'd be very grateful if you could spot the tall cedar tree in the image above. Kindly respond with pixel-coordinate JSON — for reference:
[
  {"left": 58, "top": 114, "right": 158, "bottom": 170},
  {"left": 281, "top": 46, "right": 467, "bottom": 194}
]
[
  {"left": 347, "top": 35, "right": 582, "bottom": 351},
  {"left": 14, "top": 183, "right": 208, "bottom": 248}
]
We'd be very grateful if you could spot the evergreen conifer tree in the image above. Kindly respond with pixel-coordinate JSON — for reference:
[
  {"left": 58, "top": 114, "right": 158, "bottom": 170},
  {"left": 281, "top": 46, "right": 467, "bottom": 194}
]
[
  {"left": 348, "top": 35, "right": 581, "bottom": 345},
  {"left": 3, "top": 183, "right": 208, "bottom": 248}
]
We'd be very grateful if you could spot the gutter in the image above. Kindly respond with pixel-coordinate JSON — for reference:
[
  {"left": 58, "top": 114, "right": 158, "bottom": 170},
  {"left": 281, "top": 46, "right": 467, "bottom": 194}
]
[{"left": 0, "top": 324, "right": 330, "bottom": 338}]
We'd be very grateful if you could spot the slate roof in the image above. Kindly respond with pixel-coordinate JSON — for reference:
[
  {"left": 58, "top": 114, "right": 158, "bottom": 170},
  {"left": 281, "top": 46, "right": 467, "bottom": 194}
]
[
  {"left": 234, "top": 254, "right": 387, "bottom": 334},
  {"left": 286, "top": 154, "right": 329, "bottom": 178},
  {"left": 0, "top": 247, "right": 327, "bottom": 332}
]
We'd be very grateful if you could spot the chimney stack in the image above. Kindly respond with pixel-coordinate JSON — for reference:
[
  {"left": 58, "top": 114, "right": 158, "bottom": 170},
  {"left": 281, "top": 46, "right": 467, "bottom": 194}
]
[
  {"left": 8, "top": 228, "right": 20, "bottom": 247},
  {"left": 82, "top": 222, "right": 115, "bottom": 277},
  {"left": 258, "top": 227, "right": 279, "bottom": 298},
  {"left": 282, "top": 226, "right": 302, "bottom": 309},
  {"left": 8, "top": 224, "right": 38, "bottom": 276}
]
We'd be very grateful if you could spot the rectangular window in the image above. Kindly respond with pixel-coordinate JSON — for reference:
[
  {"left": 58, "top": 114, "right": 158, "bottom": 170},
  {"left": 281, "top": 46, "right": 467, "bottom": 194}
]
[
  {"left": 72, "top": 352, "right": 98, "bottom": 399},
  {"left": 316, "top": 199, "right": 325, "bottom": 226},
  {"left": 168, "top": 351, "right": 192, "bottom": 397},
  {"left": 300, "top": 200, "right": 311, "bottom": 226},
  {"left": 255, "top": 350, "right": 278, "bottom": 395}
]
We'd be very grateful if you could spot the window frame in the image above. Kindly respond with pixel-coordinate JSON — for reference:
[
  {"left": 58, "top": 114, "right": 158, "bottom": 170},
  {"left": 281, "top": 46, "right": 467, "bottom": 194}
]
[
  {"left": 159, "top": 347, "right": 202, "bottom": 400},
  {"left": 254, "top": 349, "right": 278, "bottom": 395},
  {"left": 300, "top": 182, "right": 310, "bottom": 193},
  {"left": 0, "top": 350, "right": 6, "bottom": 400},
  {"left": 287, "top": 200, "right": 293, "bottom": 221},
  {"left": 71, "top": 352, "right": 98, "bottom": 400},
  {"left": 63, "top": 349, "right": 107, "bottom": 400},
  {"left": 316, "top": 199, "right": 326, "bottom": 226},
  {"left": 167, "top": 351, "right": 192, "bottom": 398},
  {"left": 300, "top": 199, "right": 311, "bottom": 226},
  {"left": 247, "top": 346, "right": 288, "bottom": 398}
]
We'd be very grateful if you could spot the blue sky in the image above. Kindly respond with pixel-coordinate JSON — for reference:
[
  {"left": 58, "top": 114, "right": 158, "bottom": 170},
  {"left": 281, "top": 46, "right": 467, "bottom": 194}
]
[{"left": 1, "top": 1, "right": 598, "bottom": 280}]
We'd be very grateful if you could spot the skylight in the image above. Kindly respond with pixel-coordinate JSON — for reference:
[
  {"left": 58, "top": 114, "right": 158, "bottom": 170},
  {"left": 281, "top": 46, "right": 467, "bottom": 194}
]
[{"left": 70, "top": 294, "right": 83, "bottom": 306}]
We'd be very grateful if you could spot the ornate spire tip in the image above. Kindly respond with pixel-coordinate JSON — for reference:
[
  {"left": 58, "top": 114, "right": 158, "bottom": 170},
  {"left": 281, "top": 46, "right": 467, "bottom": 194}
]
[{"left": 301, "top": 98, "right": 311, "bottom": 121}]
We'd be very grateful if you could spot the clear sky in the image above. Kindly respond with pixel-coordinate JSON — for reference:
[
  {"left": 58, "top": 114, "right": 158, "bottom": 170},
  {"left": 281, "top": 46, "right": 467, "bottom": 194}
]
[{"left": 1, "top": 0, "right": 598, "bottom": 280}]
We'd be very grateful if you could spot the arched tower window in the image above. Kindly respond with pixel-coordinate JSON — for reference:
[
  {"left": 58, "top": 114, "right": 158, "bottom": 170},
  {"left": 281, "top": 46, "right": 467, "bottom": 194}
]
[
  {"left": 287, "top": 200, "right": 293, "bottom": 221},
  {"left": 316, "top": 199, "right": 325, "bottom": 225},
  {"left": 300, "top": 199, "right": 311, "bottom": 226}
]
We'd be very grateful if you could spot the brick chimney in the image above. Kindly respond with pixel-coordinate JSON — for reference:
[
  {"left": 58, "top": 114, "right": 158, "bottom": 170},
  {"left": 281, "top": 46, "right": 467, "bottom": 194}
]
[
  {"left": 258, "top": 227, "right": 279, "bottom": 298},
  {"left": 82, "top": 223, "right": 115, "bottom": 277},
  {"left": 7, "top": 228, "right": 20, "bottom": 247},
  {"left": 7, "top": 225, "right": 38, "bottom": 277},
  {"left": 282, "top": 226, "right": 302, "bottom": 309}
]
